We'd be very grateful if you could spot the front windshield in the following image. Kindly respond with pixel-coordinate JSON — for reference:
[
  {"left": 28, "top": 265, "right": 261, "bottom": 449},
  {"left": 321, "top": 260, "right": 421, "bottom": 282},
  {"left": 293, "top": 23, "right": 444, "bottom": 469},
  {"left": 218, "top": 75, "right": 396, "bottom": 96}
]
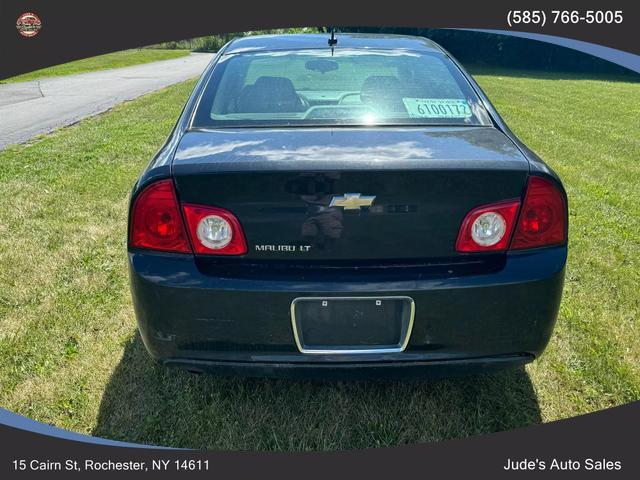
[{"left": 192, "top": 48, "right": 492, "bottom": 128}]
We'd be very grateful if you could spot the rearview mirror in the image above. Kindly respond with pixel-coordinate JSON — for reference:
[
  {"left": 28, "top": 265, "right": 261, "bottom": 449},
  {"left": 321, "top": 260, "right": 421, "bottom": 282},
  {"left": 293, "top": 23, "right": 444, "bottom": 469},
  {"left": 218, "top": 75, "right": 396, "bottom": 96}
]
[{"left": 305, "top": 59, "right": 339, "bottom": 74}]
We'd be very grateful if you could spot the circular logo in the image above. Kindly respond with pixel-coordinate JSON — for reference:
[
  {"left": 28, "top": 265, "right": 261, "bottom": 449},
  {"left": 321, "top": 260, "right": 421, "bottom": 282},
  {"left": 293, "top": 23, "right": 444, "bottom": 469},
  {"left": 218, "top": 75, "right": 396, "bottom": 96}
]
[{"left": 16, "top": 12, "right": 42, "bottom": 38}]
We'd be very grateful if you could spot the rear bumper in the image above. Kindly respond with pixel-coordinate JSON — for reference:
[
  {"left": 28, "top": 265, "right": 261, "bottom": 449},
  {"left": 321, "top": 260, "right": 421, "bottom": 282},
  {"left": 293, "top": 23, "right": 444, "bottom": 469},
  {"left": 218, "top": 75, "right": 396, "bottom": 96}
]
[
  {"left": 164, "top": 355, "right": 533, "bottom": 380},
  {"left": 129, "top": 246, "right": 566, "bottom": 378}
]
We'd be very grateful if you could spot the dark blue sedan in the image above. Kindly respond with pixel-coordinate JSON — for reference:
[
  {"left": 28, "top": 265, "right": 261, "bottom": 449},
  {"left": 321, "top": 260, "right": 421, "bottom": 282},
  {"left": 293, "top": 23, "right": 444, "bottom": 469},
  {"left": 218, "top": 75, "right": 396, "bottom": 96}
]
[{"left": 127, "top": 33, "right": 567, "bottom": 379}]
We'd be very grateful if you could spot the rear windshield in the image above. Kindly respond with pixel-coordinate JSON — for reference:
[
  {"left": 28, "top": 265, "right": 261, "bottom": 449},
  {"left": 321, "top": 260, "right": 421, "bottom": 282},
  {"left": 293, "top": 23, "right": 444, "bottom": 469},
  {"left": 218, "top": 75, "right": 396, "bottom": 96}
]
[{"left": 192, "top": 49, "right": 492, "bottom": 128}]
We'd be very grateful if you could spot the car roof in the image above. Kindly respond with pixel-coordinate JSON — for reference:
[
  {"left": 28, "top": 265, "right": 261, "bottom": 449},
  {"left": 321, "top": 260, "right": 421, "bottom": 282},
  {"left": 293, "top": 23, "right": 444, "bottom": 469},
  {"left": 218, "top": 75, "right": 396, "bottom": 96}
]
[{"left": 223, "top": 33, "right": 444, "bottom": 55}]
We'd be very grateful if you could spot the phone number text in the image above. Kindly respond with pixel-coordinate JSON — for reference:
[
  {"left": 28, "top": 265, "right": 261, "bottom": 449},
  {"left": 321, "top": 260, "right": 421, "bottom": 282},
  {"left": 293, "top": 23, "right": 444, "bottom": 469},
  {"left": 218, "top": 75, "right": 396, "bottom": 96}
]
[{"left": 507, "top": 10, "right": 623, "bottom": 28}]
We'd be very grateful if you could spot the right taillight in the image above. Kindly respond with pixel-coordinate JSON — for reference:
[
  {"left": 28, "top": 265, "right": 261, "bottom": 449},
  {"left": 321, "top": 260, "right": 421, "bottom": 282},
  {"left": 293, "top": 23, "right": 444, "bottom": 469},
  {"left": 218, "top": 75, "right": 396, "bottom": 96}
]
[
  {"left": 510, "top": 176, "right": 567, "bottom": 250},
  {"left": 455, "top": 200, "right": 520, "bottom": 253}
]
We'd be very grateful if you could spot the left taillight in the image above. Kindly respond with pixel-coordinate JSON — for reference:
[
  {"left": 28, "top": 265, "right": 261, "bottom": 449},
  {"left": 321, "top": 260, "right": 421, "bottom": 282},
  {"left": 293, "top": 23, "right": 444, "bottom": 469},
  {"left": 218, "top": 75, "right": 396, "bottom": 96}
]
[
  {"left": 181, "top": 204, "right": 247, "bottom": 255},
  {"left": 129, "top": 179, "right": 192, "bottom": 253}
]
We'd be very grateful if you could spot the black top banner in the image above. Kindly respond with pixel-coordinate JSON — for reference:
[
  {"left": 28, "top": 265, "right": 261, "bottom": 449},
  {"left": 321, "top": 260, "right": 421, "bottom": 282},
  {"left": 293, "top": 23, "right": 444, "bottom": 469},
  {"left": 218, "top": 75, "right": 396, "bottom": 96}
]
[{"left": 1, "top": 0, "right": 638, "bottom": 78}]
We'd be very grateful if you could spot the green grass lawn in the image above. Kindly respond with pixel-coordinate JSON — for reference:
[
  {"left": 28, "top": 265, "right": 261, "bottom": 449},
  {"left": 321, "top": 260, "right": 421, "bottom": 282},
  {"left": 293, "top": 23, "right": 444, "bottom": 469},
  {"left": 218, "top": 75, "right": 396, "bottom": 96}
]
[
  {"left": 1, "top": 49, "right": 190, "bottom": 84},
  {"left": 0, "top": 69, "right": 638, "bottom": 450}
]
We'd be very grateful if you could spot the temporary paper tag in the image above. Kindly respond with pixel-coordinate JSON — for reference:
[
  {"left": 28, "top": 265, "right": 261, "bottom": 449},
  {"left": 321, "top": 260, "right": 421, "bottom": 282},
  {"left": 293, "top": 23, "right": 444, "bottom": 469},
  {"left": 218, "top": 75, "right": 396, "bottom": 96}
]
[{"left": 402, "top": 98, "right": 472, "bottom": 118}]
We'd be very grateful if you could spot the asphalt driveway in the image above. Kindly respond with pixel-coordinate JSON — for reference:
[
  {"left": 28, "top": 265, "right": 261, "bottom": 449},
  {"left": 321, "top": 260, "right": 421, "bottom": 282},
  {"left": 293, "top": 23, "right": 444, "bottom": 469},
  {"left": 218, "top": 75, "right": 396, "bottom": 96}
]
[{"left": 0, "top": 52, "right": 213, "bottom": 149}]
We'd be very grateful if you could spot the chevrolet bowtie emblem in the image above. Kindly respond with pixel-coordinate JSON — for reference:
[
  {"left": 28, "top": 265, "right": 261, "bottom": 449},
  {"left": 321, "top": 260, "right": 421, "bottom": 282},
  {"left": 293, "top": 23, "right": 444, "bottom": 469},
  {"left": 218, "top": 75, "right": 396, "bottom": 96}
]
[{"left": 329, "top": 193, "right": 376, "bottom": 210}]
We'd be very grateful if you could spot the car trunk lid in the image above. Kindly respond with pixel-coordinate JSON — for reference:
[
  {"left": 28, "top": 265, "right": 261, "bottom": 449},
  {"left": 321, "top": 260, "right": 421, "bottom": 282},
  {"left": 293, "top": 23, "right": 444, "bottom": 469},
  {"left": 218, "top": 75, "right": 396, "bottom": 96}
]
[{"left": 172, "top": 127, "right": 529, "bottom": 261}]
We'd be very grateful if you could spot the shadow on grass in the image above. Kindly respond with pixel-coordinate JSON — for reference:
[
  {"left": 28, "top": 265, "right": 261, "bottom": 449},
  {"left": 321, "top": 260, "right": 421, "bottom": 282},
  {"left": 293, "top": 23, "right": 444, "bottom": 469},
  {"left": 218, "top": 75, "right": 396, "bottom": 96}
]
[
  {"left": 94, "top": 333, "right": 541, "bottom": 451},
  {"left": 466, "top": 65, "right": 640, "bottom": 83}
]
